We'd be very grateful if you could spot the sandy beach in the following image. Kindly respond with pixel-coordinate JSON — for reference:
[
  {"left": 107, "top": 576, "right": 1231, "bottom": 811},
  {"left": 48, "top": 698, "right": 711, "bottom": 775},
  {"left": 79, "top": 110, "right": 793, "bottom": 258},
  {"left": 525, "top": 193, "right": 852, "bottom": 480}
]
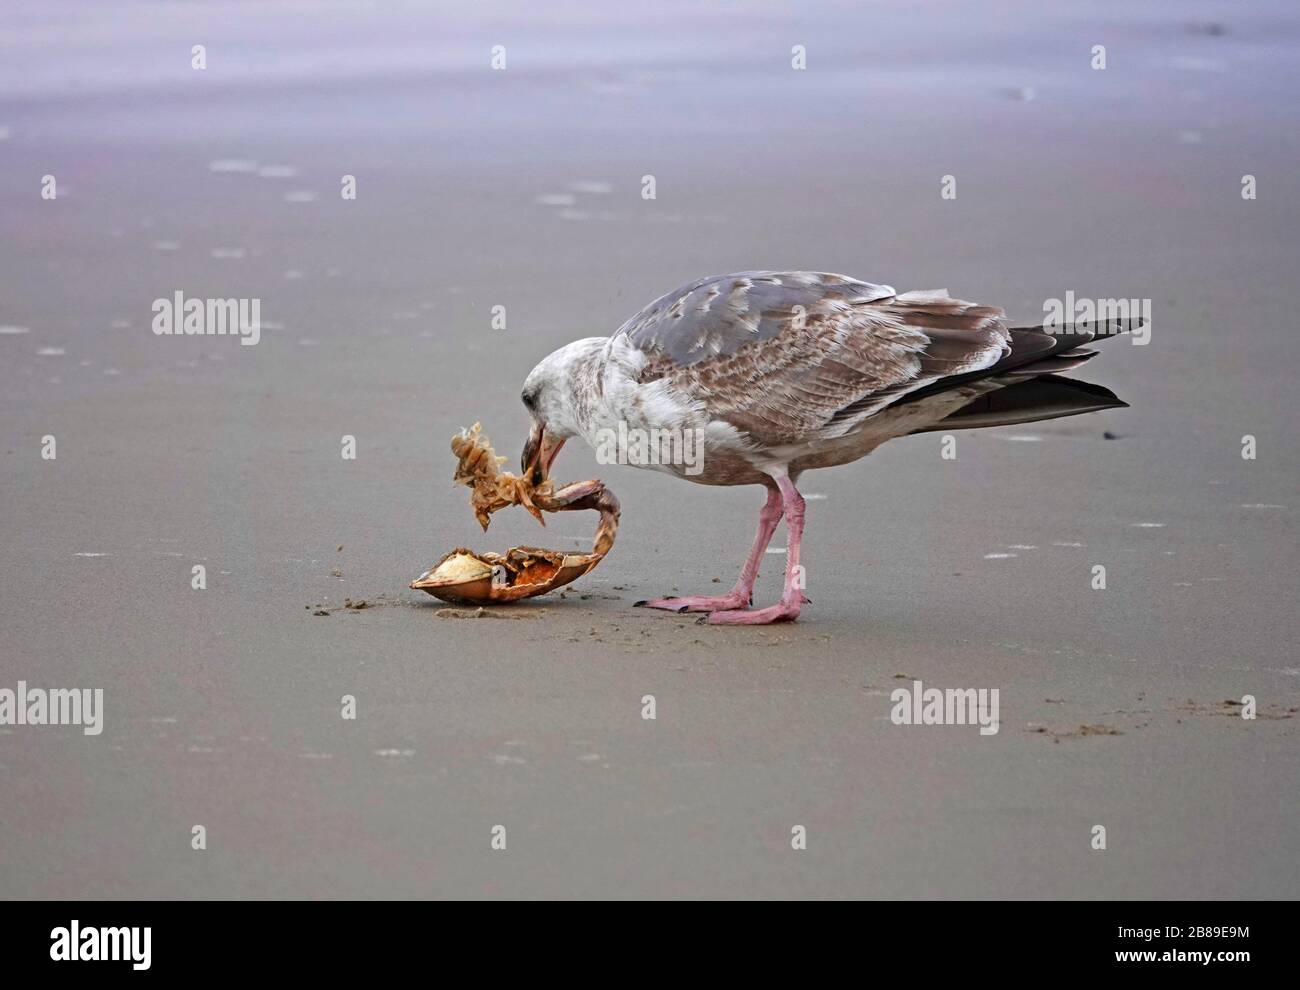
[{"left": 1, "top": 0, "right": 1297, "bottom": 898}]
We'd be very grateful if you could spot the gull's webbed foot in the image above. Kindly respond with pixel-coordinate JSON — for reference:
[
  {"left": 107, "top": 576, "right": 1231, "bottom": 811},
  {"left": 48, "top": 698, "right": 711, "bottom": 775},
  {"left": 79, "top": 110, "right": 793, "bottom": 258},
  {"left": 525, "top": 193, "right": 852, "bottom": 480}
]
[
  {"left": 705, "top": 597, "right": 805, "bottom": 625},
  {"left": 634, "top": 591, "right": 751, "bottom": 613}
]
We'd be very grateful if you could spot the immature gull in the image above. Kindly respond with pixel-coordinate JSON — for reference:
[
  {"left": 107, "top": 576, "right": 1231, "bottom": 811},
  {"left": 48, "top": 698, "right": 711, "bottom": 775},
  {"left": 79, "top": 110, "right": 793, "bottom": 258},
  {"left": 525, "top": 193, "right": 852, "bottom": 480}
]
[{"left": 519, "top": 271, "right": 1127, "bottom": 624}]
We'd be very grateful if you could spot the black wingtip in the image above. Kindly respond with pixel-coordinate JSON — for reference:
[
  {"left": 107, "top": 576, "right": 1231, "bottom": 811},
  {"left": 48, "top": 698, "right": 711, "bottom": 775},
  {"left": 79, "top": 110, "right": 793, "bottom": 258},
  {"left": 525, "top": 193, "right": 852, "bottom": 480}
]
[{"left": 912, "top": 374, "right": 1129, "bottom": 433}]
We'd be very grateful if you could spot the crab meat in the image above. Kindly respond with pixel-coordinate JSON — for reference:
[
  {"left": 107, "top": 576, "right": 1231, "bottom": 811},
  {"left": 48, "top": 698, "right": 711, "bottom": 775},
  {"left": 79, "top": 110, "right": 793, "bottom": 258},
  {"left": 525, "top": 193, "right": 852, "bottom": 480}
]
[{"left": 450, "top": 421, "right": 551, "bottom": 529}]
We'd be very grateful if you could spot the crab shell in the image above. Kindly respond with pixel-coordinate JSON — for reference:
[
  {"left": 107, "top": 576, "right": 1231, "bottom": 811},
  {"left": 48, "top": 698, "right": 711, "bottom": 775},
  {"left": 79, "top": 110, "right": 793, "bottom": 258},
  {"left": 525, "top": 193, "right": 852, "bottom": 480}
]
[
  {"left": 409, "top": 546, "right": 605, "bottom": 604},
  {"left": 415, "top": 426, "right": 620, "bottom": 606}
]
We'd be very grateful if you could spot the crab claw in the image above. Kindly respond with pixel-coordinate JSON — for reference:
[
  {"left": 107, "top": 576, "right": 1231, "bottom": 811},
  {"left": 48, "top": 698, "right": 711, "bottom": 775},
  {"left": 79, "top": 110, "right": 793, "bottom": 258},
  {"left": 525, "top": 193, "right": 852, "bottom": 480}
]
[{"left": 515, "top": 478, "right": 547, "bottom": 526}]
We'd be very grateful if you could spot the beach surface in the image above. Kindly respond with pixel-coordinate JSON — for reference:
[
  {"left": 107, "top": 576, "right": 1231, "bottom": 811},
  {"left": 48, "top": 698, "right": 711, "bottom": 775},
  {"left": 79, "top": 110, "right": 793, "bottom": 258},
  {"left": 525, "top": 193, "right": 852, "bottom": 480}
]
[{"left": 1, "top": 0, "right": 1297, "bottom": 898}]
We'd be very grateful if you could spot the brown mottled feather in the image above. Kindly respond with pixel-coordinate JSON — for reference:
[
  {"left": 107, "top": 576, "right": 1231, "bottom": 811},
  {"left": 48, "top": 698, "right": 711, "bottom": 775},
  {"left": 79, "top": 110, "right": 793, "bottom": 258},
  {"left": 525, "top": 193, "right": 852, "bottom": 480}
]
[{"left": 618, "top": 272, "right": 1009, "bottom": 448}]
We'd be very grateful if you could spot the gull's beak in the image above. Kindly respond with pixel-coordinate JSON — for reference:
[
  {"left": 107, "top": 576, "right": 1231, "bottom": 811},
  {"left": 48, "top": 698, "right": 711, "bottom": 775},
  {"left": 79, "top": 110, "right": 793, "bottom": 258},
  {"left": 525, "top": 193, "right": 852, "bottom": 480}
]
[{"left": 521, "top": 421, "right": 566, "bottom": 486}]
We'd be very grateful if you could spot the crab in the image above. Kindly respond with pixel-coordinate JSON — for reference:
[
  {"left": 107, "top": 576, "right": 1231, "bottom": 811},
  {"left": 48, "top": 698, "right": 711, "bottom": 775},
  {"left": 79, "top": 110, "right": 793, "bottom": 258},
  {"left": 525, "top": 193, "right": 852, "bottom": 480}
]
[{"left": 410, "top": 423, "right": 619, "bottom": 604}]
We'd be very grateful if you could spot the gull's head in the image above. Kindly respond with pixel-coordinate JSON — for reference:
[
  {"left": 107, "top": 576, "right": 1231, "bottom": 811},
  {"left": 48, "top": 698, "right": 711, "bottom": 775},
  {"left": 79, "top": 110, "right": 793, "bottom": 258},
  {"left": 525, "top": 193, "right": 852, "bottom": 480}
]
[{"left": 520, "top": 337, "right": 603, "bottom": 486}]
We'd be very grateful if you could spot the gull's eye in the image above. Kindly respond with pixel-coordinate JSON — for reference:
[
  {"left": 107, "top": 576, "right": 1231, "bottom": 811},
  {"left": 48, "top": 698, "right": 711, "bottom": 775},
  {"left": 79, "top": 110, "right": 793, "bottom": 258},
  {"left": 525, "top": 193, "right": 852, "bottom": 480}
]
[{"left": 522, "top": 387, "right": 540, "bottom": 412}]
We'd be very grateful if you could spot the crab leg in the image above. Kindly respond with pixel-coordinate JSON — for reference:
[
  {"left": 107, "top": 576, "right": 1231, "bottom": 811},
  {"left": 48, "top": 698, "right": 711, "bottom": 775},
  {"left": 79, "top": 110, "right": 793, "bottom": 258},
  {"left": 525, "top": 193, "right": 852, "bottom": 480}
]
[{"left": 535, "top": 479, "right": 620, "bottom": 557}]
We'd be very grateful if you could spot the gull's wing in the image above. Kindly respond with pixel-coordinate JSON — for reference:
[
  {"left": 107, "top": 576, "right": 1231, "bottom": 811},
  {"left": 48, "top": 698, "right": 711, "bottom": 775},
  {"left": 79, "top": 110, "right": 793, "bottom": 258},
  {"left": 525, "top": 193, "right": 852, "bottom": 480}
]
[{"left": 616, "top": 271, "right": 1010, "bottom": 447}]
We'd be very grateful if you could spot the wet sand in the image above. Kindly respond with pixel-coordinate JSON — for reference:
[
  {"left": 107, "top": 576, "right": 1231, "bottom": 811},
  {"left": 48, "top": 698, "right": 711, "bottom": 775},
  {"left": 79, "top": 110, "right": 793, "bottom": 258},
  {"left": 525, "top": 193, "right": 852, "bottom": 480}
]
[{"left": 1, "top": 0, "right": 1297, "bottom": 898}]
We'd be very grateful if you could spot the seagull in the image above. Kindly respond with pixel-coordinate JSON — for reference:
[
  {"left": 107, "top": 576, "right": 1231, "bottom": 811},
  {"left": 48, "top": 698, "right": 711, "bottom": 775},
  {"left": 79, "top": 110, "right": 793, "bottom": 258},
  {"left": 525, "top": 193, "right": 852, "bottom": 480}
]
[{"left": 519, "top": 271, "right": 1128, "bottom": 624}]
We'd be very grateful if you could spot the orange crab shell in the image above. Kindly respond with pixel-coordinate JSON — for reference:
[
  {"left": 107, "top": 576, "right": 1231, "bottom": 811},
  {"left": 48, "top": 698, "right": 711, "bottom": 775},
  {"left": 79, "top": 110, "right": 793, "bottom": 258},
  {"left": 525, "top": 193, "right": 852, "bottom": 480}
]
[{"left": 409, "top": 547, "right": 604, "bottom": 604}]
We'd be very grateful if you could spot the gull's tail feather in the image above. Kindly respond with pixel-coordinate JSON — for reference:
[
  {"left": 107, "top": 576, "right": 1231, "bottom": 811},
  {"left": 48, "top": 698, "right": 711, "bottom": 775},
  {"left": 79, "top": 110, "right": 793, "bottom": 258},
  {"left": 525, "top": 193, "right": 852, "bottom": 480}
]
[
  {"left": 1010, "top": 317, "right": 1145, "bottom": 339},
  {"left": 895, "top": 318, "right": 1132, "bottom": 407},
  {"left": 910, "top": 375, "right": 1128, "bottom": 434},
  {"left": 896, "top": 313, "right": 1133, "bottom": 433}
]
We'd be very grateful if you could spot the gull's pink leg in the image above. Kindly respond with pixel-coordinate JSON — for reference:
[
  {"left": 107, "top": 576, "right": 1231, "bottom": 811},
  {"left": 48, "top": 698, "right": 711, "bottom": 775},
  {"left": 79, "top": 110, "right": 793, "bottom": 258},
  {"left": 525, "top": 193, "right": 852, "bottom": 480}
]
[
  {"left": 635, "top": 486, "right": 783, "bottom": 612},
  {"left": 708, "top": 475, "right": 808, "bottom": 625}
]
